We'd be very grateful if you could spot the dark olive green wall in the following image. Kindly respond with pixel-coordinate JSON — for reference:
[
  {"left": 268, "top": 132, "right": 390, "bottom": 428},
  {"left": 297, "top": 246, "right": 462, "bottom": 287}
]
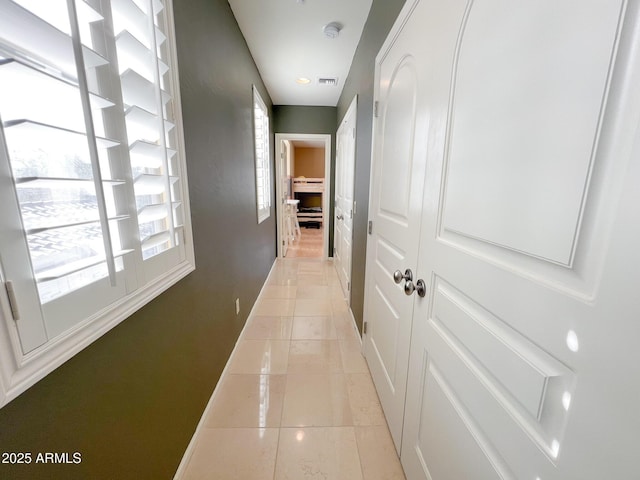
[
  {"left": 273, "top": 105, "right": 337, "bottom": 136},
  {"left": 0, "top": 1, "right": 275, "bottom": 479},
  {"left": 273, "top": 105, "right": 337, "bottom": 255},
  {"left": 336, "top": 0, "right": 406, "bottom": 333}
]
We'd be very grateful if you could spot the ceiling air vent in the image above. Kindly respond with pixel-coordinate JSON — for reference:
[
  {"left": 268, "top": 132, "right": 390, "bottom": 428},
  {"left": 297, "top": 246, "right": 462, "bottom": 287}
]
[{"left": 318, "top": 77, "right": 338, "bottom": 86}]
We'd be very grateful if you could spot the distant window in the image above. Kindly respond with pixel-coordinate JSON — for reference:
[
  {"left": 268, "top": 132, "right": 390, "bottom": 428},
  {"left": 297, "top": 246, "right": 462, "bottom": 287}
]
[{"left": 253, "top": 86, "right": 271, "bottom": 223}]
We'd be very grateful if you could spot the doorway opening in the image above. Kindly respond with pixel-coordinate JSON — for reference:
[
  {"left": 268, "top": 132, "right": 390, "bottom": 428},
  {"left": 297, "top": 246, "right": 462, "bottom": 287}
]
[{"left": 275, "top": 133, "right": 332, "bottom": 259}]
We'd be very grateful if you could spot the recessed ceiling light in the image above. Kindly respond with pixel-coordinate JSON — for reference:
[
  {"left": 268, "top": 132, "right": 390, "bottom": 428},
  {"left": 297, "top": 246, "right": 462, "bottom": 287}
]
[{"left": 296, "top": 77, "right": 311, "bottom": 85}]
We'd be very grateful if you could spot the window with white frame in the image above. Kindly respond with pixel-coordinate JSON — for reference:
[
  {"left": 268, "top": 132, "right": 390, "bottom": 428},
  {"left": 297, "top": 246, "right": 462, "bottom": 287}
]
[
  {"left": 0, "top": 0, "right": 194, "bottom": 406},
  {"left": 253, "top": 86, "right": 271, "bottom": 223}
]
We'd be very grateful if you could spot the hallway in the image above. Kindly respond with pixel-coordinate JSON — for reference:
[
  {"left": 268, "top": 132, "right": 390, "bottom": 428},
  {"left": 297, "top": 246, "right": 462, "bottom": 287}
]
[
  {"left": 285, "top": 227, "right": 324, "bottom": 258},
  {"left": 178, "top": 258, "right": 405, "bottom": 479}
]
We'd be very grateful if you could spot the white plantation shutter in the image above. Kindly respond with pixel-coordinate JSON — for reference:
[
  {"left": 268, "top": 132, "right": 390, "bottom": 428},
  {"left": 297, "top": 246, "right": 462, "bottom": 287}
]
[
  {"left": 111, "top": 0, "right": 186, "bottom": 266},
  {"left": 253, "top": 86, "right": 271, "bottom": 223},
  {"left": 0, "top": 0, "right": 193, "bottom": 401}
]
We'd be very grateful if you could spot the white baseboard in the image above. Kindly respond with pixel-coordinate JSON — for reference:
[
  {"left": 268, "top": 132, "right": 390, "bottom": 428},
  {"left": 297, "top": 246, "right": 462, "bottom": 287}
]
[
  {"left": 173, "top": 258, "right": 278, "bottom": 479},
  {"left": 348, "top": 307, "right": 363, "bottom": 347}
]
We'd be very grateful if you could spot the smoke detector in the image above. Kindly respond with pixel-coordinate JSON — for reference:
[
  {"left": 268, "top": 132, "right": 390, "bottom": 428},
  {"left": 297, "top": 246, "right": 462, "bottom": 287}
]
[{"left": 322, "top": 22, "right": 342, "bottom": 39}]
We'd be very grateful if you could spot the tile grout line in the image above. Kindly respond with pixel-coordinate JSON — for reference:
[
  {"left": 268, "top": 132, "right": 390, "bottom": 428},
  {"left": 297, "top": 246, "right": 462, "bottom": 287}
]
[{"left": 272, "top": 275, "right": 296, "bottom": 479}]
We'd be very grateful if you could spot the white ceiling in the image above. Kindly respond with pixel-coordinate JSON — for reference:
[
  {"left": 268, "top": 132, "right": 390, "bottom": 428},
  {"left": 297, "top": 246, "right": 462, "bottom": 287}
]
[{"left": 228, "top": 0, "right": 373, "bottom": 106}]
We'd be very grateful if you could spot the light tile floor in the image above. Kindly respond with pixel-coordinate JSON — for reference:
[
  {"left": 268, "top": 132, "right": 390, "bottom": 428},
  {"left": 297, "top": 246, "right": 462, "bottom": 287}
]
[
  {"left": 285, "top": 227, "right": 324, "bottom": 258},
  {"left": 179, "top": 258, "right": 406, "bottom": 480}
]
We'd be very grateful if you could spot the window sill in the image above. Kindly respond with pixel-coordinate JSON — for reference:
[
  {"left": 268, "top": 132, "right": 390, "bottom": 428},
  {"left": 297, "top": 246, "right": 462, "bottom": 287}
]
[{"left": 0, "top": 259, "right": 195, "bottom": 408}]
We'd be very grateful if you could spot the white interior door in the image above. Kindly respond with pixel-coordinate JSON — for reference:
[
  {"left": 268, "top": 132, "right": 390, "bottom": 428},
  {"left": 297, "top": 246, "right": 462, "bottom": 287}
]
[
  {"left": 396, "top": 1, "right": 640, "bottom": 479},
  {"left": 334, "top": 95, "right": 357, "bottom": 300},
  {"left": 362, "top": 10, "right": 432, "bottom": 451}
]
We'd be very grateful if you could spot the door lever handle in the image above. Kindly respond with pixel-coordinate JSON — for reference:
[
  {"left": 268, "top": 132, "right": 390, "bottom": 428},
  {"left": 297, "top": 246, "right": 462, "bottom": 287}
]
[
  {"left": 393, "top": 268, "right": 413, "bottom": 284},
  {"left": 337, "top": 214, "right": 344, "bottom": 220}
]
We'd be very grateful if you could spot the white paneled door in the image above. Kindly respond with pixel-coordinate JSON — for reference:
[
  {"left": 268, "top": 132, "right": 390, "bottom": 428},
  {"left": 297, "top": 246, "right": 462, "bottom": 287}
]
[
  {"left": 362, "top": 3, "right": 433, "bottom": 450},
  {"left": 334, "top": 96, "right": 357, "bottom": 301},
  {"left": 366, "top": 0, "right": 640, "bottom": 479}
]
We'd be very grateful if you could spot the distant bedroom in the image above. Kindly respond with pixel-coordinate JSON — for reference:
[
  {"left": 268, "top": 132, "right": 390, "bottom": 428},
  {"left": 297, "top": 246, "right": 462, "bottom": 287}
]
[{"left": 283, "top": 141, "right": 326, "bottom": 258}]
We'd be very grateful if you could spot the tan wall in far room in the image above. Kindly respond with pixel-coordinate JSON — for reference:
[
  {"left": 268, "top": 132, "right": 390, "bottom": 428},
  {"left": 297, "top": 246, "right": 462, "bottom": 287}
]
[{"left": 294, "top": 147, "right": 325, "bottom": 178}]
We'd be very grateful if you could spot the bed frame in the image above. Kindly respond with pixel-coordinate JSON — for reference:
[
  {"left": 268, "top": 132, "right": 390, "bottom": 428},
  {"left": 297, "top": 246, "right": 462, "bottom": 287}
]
[{"left": 292, "top": 177, "right": 324, "bottom": 226}]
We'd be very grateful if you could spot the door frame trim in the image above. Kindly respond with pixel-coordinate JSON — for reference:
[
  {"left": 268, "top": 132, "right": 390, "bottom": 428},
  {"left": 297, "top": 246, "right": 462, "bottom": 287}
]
[
  {"left": 274, "top": 133, "right": 332, "bottom": 259},
  {"left": 335, "top": 94, "right": 358, "bottom": 302}
]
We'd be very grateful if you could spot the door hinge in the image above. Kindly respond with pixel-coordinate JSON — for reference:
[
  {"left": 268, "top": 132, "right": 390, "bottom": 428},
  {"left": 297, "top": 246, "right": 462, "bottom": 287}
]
[
  {"left": 4, "top": 281, "right": 20, "bottom": 321},
  {"left": 368, "top": 220, "right": 373, "bottom": 234},
  {"left": 347, "top": 281, "right": 351, "bottom": 291},
  {"left": 353, "top": 201, "right": 356, "bottom": 216},
  {"left": 352, "top": 127, "right": 356, "bottom": 139},
  {"left": 363, "top": 321, "right": 368, "bottom": 334},
  {"left": 373, "top": 101, "right": 379, "bottom": 118}
]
